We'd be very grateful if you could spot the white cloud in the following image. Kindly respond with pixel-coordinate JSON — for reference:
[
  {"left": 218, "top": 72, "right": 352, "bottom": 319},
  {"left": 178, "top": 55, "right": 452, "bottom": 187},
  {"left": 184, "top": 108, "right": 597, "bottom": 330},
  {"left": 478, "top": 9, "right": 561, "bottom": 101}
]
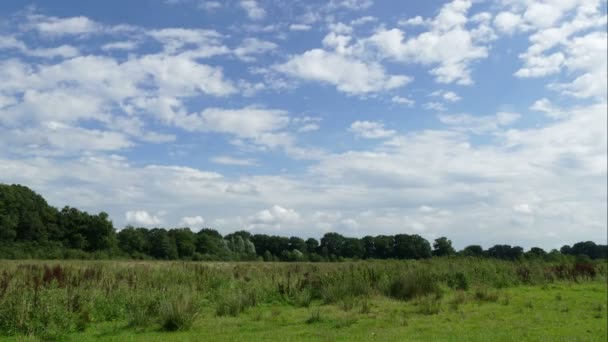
[
  {"left": 276, "top": 49, "right": 410, "bottom": 94},
  {"left": 177, "top": 107, "right": 289, "bottom": 138},
  {"left": 148, "top": 28, "right": 227, "bottom": 56},
  {"left": 240, "top": 0, "right": 266, "bottom": 20},
  {"left": 391, "top": 96, "right": 415, "bottom": 106},
  {"left": 126, "top": 210, "right": 162, "bottom": 226},
  {"left": 513, "top": 203, "right": 532, "bottom": 214},
  {"left": 351, "top": 16, "right": 376, "bottom": 26},
  {"left": 438, "top": 112, "right": 521, "bottom": 134},
  {"left": 234, "top": 38, "right": 277, "bottom": 62},
  {"left": 179, "top": 215, "right": 205, "bottom": 227},
  {"left": 424, "top": 102, "right": 447, "bottom": 111},
  {"left": 0, "top": 36, "right": 79, "bottom": 58},
  {"left": 28, "top": 14, "right": 101, "bottom": 36},
  {"left": 431, "top": 90, "right": 461, "bottom": 102},
  {"left": 248, "top": 205, "right": 300, "bottom": 230},
  {"left": 493, "top": 11, "right": 523, "bottom": 35},
  {"left": 329, "top": 0, "right": 373, "bottom": 10},
  {"left": 211, "top": 156, "right": 258, "bottom": 166},
  {"left": 398, "top": 16, "right": 429, "bottom": 27},
  {"left": 349, "top": 121, "right": 396, "bottom": 139},
  {"left": 198, "top": 1, "right": 221, "bottom": 11},
  {"left": 289, "top": 24, "right": 312, "bottom": 31},
  {"left": 101, "top": 41, "right": 138, "bottom": 51}
]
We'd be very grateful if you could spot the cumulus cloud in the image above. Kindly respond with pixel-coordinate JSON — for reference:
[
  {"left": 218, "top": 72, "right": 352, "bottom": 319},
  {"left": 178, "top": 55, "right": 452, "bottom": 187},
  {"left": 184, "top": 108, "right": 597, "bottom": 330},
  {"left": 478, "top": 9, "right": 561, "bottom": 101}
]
[
  {"left": 179, "top": 215, "right": 205, "bottom": 227},
  {"left": 125, "top": 210, "right": 162, "bottom": 226},
  {"left": 276, "top": 49, "right": 410, "bottom": 94},
  {"left": 240, "top": 0, "right": 266, "bottom": 20},
  {"left": 248, "top": 205, "right": 300, "bottom": 230},
  {"left": 391, "top": 96, "right": 415, "bottom": 106},
  {"left": 349, "top": 121, "right": 396, "bottom": 139},
  {"left": 211, "top": 156, "right": 258, "bottom": 166}
]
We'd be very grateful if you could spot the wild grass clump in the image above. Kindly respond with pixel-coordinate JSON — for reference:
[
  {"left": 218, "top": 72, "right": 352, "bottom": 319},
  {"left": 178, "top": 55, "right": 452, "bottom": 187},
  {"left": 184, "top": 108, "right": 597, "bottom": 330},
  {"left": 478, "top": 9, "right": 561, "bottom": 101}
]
[
  {"left": 385, "top": 270, "right": 441, "bottom": 301},
  {"left": 417, "top": 295, "right": 442, "bottom": 315},
  {"left": 215, "top": 289, "right": 257, "bottom": 317},
  {"left": 160, "top": 293, "right": 199, "bottom": 331},
  {"left": 474, "top": 286, "right": 500, "bottom": 303},
  {"left": 305, "top": 308, "right": 322, "bottom": 324},
  {"left": 446, "top": 272, "right": 469, "bottom": 290}
]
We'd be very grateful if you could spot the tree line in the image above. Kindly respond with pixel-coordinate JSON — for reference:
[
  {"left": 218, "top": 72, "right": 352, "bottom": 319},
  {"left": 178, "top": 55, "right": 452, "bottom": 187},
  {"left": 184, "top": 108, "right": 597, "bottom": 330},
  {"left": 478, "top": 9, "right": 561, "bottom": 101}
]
[{"left": 1, "top": 183, "right": 606, "bottom": 261}]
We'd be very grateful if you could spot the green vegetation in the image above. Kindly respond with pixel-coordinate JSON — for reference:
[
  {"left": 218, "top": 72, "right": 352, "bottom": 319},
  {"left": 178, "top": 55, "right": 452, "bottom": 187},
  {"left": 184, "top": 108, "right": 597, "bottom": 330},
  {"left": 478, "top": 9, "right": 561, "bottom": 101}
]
[
  {"left": 1, "top": 184, "right": 607, "bottom": 262},
  {"left": 1, "top": 183, "right": 607, "bottom": 339},
  {"left": 0, "top": 259, "right": 606, "bottom": 340}
]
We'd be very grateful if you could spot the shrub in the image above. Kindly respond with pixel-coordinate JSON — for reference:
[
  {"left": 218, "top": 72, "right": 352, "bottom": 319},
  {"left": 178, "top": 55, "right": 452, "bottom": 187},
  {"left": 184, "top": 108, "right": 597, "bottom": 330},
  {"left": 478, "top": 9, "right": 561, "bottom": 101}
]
[
  {"left": 305, "top": 308, "right": 322, "bottom": 324},
  {"left": 446, "top": 272, "right": 469, "bottom": 290},
  {"left": 215, "top": 289, "right": 257, "bottom": 317},
  {"left": 417, "top": 295, "right": 442, "bottom": 315},
  {"left": 474, "top": 286, "right": 499, "bottom": 302},
  {"left": 386, "top": 270, "right": 441, "bottom": 301},
  {"left": 160, "top": 294, "right": 199, "bottom": 331}
]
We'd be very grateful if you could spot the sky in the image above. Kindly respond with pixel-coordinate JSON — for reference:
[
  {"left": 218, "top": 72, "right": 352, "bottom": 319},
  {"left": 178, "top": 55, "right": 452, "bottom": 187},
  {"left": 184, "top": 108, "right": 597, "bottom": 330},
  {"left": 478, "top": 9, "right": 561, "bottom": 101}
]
[{"left": 0, "top": 0, "right": 606, "bottom": 249}]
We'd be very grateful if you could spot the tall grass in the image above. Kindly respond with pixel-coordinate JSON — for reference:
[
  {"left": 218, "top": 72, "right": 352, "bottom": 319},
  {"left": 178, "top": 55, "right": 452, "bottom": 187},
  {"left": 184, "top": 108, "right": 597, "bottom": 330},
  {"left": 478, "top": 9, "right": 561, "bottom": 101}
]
[{"left": 0, "top": 258, "right": 604, "bottom": 338}]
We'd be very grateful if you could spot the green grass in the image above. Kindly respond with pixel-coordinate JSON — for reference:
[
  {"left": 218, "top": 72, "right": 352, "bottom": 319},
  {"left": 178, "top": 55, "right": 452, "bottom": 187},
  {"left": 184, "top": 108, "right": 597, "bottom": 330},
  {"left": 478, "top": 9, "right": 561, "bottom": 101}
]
[
  {"left": 0, "top": 260, "right": 605, "bottom": 341},
  {"left": 4, "top": 282, "right": 600, "bottom": 342}
]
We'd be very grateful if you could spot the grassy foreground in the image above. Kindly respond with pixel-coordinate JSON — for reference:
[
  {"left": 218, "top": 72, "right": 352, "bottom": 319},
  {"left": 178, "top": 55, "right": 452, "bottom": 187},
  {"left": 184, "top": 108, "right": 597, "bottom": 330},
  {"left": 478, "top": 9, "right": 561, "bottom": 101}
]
[{"left": 0, "top": 259, "right": 606, "bottom": 341}]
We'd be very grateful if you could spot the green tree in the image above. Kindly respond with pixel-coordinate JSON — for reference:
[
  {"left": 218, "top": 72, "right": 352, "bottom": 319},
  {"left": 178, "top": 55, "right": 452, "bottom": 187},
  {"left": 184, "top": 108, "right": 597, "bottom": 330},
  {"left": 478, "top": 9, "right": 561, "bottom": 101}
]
[{"left": 432, "top": 237, "right": 455, "bottom": 257}]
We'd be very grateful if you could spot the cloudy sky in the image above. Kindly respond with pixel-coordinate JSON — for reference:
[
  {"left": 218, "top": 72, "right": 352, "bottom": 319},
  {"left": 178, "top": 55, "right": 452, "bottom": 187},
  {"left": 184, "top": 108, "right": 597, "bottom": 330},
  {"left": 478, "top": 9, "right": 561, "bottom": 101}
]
[{"left": 0, "top": 0, "right": 606, "bottom": 249}]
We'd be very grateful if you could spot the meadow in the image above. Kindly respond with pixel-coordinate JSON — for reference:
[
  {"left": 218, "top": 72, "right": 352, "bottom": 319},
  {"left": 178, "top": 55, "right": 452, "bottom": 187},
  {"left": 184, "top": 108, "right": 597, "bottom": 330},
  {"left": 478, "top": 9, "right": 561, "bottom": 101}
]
[{"left": 0, "top": 258, "right": 606, "bottom": 341}]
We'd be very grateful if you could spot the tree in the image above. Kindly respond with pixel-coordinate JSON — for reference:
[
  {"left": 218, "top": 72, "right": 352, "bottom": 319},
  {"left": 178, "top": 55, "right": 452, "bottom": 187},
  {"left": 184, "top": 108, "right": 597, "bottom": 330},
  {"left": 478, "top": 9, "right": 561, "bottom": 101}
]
[
  {"left": 393, "top": 234, "right": 432, "bottom": 259},
  {"left": 305, "top": 238, "right": 319, "bottom": 254},
  {"left": 525, "top": 247, "right": 547, "bottom": 259},
  {"left": 118, "top": 226, "right": 147, "bottom": 255},
  {"left": 320, "top": 232, "right": 346, "bottom": 257},
  {"left": 170, "top": 228, "right": 196, "bottom": 258},
  {"left": 288, "top": 236, "right": 307, "bottom": 252},
  {"left": 373, "top": 235, "right": 394, "bottom": 259},
  {"left": 432, "top": 237, "right": 455, "bottom": 257},
  {"left": 147, "top": 228, "right": 177, "bottom": 259}
]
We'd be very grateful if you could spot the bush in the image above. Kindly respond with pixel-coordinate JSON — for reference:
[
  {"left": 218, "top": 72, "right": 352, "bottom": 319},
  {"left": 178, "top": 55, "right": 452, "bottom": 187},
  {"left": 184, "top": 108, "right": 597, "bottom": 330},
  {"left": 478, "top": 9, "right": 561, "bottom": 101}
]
[
  {"left": 446, "top": 272, "right": 469, "bottom": 290},
  {"left": 386, "top": 270, "right": 441, "bottom": 301},
  {"left": 215, "top": 289, "right": 257, "bottom": 317},
  {"left": 160, "top": 294, "right": 199, "bottom": 331}
]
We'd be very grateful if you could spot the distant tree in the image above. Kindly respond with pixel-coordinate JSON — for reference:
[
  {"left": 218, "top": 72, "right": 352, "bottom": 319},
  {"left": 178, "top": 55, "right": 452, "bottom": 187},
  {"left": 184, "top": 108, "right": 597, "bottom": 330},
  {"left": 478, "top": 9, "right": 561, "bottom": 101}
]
[
  {"left": 525, "top": 247, "right": 547, "bottom": 259},
  {"left": 373, "top": 235, "right": 394, "bottom": 259},
  {"left": 393, "top": 234, "right": 432, "bottom": 259},
  {"left": 487, "top": 245, "right": 523, "bottom": 260},
  {"left": 361, "top": 235, "right": 375, "bottom": 259},
  {"left": 118, "top": 226, "right": 148, "bottom": 255},
  {"left": 320, "top": 232, "right": 346, "bottom": 257},
  {"left": 461, "top": 245, "right": 484, "bottom": 257},
  {"left": 560, "top": 245, "right": 572, "bottom": 255},
  {"left": 170, "top": 228, "right": 196, "bottom": 258},
  {"left": 342, "top": 238, "right": 364, "bottom": 259},
  {"left": 305, "top": 238, "right": 319, "bottom": 254},
  {"left": 147, "top": 228, "right": 177, "bottom": 259},
  {"left": 432, "top": 237, "right": 455, "bottom": 257},
  {"left": 288, "top": 236, "right": 307, "bottom": 252}
]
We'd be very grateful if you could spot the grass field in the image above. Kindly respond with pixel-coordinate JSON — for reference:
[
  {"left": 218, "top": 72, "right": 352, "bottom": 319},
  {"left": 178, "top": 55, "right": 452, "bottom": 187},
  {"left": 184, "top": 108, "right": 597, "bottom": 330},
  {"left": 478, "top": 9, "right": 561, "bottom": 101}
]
[{"left": 0, "top": 259, "right": 606, "bottom": 341}]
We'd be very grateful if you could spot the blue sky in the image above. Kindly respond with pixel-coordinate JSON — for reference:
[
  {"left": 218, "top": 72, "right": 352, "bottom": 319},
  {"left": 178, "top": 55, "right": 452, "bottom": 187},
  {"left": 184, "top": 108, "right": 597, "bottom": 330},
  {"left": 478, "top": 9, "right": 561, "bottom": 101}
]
[{"left": 0, "top": 0, "right": 606, "bottom": 249}]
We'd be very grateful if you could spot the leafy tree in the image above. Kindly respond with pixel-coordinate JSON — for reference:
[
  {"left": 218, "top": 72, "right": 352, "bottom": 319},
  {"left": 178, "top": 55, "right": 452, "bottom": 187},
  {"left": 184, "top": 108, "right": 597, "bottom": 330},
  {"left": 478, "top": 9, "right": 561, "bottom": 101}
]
[
  {"left": 147, "top": 228, "right": 177, "bottom": 259},
  {"left": 461, "top": 245, "right": 484, "bottom": 257},
  {"left": 320, "top": 232, "right": 347, "bottom": 257},
  {"left": 393, "top": 234, "right": 432, "bottom": 259},
  {"left": 118, "top": 226, "right": 148, "bottom": 255},
  {"left": 432, "top": 237, "right": 455, "bottom": 257},
  {"left": 525, "top": 247, "right": 547, "bottom": 259},
  {"left": 170, "top": 228, "right": 196, "bottom": 258},
  {"left": 288, "top": 236, "right": 307, "bottom": 252},
  {"left": 373, "top": 235, "right": 394, "bottom": 259},
  {"left": 305, "top": 238, "right": 319, "bottom": 254}
]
